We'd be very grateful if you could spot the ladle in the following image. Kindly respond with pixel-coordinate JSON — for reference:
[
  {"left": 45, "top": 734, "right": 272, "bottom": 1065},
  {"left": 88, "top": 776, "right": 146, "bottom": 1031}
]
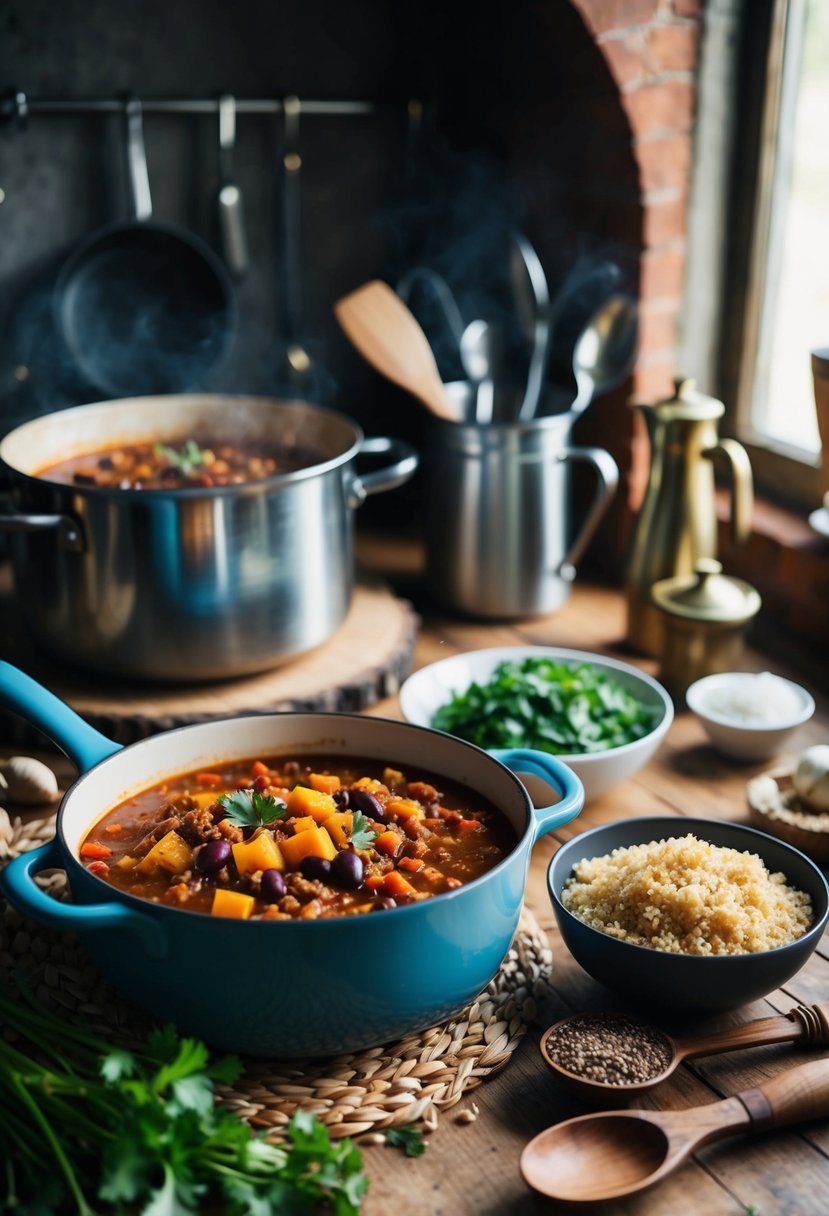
[
  {"left": 334, "top": 280, "right": 464, "bottom": 423},
  {"left": 568, "top": 293, "right": 638, "bottom": 418},
  {"left": 521, "top": 1054, "right": 829, "bottom": 1204},
  {"left": 510, "top": 233, "right": 552, "bottom": 424},
  {"left": 459, "top": 319, "right": 495, "bottom": 424},
  {"left": 540, "top": 1002, "right": 829, "bottom": 1106}
]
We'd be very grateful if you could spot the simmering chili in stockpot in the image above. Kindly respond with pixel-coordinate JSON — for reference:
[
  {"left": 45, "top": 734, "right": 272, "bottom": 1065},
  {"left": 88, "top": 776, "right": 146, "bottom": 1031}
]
[
  {"left": 37, "top": 437, "right": 324, "bottom": 490},
  {"left": 79, "top": 755, "right": 517, "bottom": 919}
]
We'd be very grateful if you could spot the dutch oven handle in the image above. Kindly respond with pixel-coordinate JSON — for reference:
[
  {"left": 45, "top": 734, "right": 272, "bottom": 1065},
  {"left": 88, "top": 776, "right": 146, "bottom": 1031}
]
[
  {"left": 491, "top": 748, "right": 584, "bottom": 842},
  {"left": 0, "top": 660, "right": 118, "bottom": 772},
  {"left": 347, "top": 436, "right": 419, "bottom": 507}
]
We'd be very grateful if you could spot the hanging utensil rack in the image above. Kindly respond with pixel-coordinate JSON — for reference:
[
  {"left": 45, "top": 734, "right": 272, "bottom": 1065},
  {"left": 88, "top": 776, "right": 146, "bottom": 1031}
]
[{"left": 0, "top": 90, "right": 426, "bottom": 124}]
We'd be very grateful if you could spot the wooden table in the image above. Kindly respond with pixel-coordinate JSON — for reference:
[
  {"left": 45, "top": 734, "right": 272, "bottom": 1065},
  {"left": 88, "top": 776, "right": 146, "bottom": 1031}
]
[
  {"left": 352, "top": 538, "right": 829, "bottom": 1216},
  {"left": 3, "top": 538, "right": 829, "bottom": 1215}
]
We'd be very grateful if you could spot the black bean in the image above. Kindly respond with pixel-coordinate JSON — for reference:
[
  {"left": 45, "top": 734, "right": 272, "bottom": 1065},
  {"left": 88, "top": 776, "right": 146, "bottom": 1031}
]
[
  {"left": 332, "top": 850, "right": 364, "bottom": 889},
  {"left": 300, "top": 855, "right": 332, "bottom": 881},
  {"left": 333, "top": 788, "right": 350, "bottom": 811},
  {"left": 261, "top": 869, "right": 287, "bottom": 902},
  {"left": 349, "top": 788, "right": 387, "bottom": 824},
  {"left": 195, "top": 839, "right": 231, "bottom": 875}
]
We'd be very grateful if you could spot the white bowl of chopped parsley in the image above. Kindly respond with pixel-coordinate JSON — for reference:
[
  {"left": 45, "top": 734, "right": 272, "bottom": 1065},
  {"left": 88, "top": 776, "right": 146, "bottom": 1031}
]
[{"left": 399, "top": 647, "right": 674, "bottom": 800}]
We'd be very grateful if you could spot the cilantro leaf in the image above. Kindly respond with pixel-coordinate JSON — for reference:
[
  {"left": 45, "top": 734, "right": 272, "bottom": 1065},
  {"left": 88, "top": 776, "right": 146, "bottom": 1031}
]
[
  {"left": 218, "top": 788, "right": 287, "bottom": 828},
  {"left": 350, "top": 810, "right": 378, "bottom": 850},
  {"left": 154, "top": 439, "right": 209, "bottom": 476},
  {"left": 386, "top": 1125, "right": 426, "bottom": 1157},
  {"left": 100, "top": 1047, "right": 136, "bottom": 1083}
]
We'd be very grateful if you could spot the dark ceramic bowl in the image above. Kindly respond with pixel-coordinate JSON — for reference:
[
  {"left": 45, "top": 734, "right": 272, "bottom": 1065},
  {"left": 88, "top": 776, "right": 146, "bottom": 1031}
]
[{"left": 548, "top": 816, "right": 829, "bottom": 1016}]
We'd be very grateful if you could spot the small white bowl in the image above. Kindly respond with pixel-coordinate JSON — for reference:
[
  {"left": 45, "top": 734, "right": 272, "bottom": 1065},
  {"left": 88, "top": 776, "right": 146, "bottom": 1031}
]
[
  {"left": 685, "top": 671, "right": 815, "bottom": 762},
  {"left": 398, "top": 646, "right": 674, "bottom": 801}
]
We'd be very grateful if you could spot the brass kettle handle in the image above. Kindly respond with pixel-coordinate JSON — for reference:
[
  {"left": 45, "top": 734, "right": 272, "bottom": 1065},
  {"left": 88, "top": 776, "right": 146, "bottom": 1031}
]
[{"left": 704, "top": 437, "right": 753, "bottom": 545}]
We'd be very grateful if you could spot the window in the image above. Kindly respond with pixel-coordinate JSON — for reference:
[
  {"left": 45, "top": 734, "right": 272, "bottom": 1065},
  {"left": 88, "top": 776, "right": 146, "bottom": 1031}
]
[{"left": 684, "top": 0, "right": 826, "bottom": 509}]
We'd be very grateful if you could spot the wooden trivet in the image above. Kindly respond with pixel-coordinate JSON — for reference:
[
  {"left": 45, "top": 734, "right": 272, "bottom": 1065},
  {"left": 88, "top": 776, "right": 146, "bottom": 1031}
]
[
  {"left": 0, "top": 575, "right": 418, "bottom": 746},
  {"left": 0, "top": 809, "right": 552, "bottom": 1142}
]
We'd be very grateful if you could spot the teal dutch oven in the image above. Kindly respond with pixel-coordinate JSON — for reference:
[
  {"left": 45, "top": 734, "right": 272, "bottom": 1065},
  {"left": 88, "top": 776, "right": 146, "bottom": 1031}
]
[{"left": 0, "top": 661, "right": 584, "bottom": 1058}]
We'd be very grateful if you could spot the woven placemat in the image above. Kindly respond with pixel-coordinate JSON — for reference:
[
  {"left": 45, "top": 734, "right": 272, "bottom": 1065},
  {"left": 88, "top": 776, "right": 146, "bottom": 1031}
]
[{"left": 0, "top": 808, "right": 552, "bottom": 1142}]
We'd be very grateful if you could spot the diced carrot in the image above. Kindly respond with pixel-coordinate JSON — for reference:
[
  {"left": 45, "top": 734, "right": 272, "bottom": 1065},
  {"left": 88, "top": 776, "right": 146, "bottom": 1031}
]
[
  {"left": 364, "top": 875, "right": 385, "bottom": 891},
  {"left": 251, "top": 760, "right": 270, "bottom": 777},
  {"left": 458, "top": 818, "right": 483, "bottom": 831},
  {"left": 103, "top": 823, "right": 124, "bottom": 836},
  {"left": 195, "top": 772, "right": 223, "bottom": 787},
  {"left": 374, "top": 830, "right": 402, "bottom": 858},
  {"left": 80, "top": 841, "right": 112, "bottom": 860},
  {"left": 382, "top": 870, "right": 416, "bottom": 899},
  {"left": 211, "top": 889, "right": 255, "bottom": 919},
  {"left": 397, "top": 856, "right": 424, "bottom": 873},
  {"left": 309, "top": 772, "right": 341, "bottom": 796}
]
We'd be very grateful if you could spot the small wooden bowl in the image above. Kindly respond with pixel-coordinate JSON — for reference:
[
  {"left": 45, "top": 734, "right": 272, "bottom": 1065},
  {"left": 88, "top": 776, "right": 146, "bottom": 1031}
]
[{"left": 747, "top": 765, "right": 829, "bottom": 863}]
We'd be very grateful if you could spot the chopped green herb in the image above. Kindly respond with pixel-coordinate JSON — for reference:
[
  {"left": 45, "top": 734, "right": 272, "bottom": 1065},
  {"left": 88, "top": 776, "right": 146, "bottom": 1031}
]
[
  {"left": 431, "top": 657, "right": 660, "bottom": 756},
  {"left": 350, "top": 811, "right": 379, "bottom": 850},
  {"left": 154, "top": 438, "right": 209, "bottom": 475},
  {"left": 386, "top": 1125, "right": 427, "bottom": 1157},
  {"left": 218, "top": 788, "right": 288, "bottom": 828},
  {"left": 0, "top": 983, "right": 368, "bottom": 1214}
]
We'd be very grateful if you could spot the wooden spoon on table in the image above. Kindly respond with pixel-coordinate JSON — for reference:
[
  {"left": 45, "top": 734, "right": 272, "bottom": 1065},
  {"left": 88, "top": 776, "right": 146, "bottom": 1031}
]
[
  {"left": 334, "top": 280, "right": 464, "bottom": 423},
  {"left": 521, "top": 1054, "right": 829, "bottom": 1204}
]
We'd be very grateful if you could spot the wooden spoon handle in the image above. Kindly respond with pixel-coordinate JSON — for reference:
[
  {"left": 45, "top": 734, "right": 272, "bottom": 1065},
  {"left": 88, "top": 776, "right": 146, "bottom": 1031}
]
[
  {"left": 737, "top": 1055, "right": 829, "bottom": 1132},
  {"left": 676, "top": 1002, "right": 829, "bottom": 1063}
]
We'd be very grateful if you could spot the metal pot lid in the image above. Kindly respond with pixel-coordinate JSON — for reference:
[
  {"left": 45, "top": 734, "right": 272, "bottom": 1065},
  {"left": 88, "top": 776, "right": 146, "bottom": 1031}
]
[{"left": 651, "top": 558, "right": 761, "bottom": 624}]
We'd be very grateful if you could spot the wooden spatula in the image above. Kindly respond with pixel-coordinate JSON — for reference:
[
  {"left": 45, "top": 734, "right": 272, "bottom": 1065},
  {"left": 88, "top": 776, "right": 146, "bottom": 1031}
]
[{"left": 334, "top": 280, "right": 463, "bottom": 423}]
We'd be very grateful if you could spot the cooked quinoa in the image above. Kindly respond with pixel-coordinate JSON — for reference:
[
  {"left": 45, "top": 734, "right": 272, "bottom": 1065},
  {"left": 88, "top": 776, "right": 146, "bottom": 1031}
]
[{"left": 561, "top": 833, "right": 812, "bottom": 955}]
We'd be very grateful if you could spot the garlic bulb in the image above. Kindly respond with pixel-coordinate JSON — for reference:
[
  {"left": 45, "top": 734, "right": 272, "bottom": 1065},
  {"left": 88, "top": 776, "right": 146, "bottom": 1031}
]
[
  {"left": 0, "top": 756, "right": 60, "bottom": 806},
  {"left": 793, "top": 744, "right": 829, "bottom": 812}
]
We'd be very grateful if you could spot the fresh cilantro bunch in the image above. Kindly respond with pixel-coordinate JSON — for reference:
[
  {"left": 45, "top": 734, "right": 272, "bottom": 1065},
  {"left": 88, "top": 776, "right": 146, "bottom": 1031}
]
[
  {"left": 432, "top": 657, "right": 661, "bottom": 756},
  {"left": 219, "top": 788, "right": 288, "bottom": 828},
  {"left": 0, "top": 984, "right": 368, "bottom": 1215}
]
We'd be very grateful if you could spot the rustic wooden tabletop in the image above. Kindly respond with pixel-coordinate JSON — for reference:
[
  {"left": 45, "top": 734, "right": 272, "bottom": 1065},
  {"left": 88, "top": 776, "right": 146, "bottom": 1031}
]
[{"left": 2, "top": 536, "right": 828, "bottom": 1215}]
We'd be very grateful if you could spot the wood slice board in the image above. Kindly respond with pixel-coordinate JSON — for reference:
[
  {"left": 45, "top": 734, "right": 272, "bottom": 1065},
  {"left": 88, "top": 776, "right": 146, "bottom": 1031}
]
[{"left": 0, "top": 576, "right": 419, "bottom": 747}]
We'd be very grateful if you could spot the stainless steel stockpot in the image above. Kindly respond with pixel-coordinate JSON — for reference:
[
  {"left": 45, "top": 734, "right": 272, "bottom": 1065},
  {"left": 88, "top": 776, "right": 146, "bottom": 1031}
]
[{"left": 0, "top": 394, "right": 417, "bottom": 681}]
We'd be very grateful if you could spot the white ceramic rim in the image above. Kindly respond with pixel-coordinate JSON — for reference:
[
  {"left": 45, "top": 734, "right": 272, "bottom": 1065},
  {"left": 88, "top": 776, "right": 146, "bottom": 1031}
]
[
  {"left": 398, "top": 645, "right": 674, "bottom": 771},
  {"left": 686, "top": 671, "right": 815, "bottom": 732}
]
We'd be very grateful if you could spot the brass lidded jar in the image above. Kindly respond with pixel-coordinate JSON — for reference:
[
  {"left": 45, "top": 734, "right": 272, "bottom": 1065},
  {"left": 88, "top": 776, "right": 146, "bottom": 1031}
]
[{"left": 651, "top": 558, "right": 761, "bottom": 704}]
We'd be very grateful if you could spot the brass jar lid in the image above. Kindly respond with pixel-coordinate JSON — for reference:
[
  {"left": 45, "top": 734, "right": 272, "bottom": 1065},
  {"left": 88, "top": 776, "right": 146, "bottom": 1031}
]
[{"left": 651, "top": 559, "right": 761, "bottom": 624}]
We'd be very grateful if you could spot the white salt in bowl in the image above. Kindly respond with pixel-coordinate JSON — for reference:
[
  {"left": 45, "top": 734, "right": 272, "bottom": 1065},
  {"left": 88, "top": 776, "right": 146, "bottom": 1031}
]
[{"left": 686, "top": 671, "right": 815, "bottom": 762}]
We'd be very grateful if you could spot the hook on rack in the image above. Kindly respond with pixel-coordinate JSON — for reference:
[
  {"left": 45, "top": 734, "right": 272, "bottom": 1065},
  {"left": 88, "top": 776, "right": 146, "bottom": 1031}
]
[{"left": 0, "top": 89, "right": 29, "bottom": 129}]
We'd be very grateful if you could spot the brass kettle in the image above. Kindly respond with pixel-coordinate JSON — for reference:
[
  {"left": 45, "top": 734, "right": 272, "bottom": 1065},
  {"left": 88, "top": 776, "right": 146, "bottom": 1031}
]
[{"left": 625, "top": 377, "right": 753, "bottom": 655}]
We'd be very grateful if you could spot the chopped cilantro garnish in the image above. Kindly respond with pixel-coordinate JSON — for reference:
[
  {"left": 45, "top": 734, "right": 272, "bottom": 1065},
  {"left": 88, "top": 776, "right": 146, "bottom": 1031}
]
[
  {"left": 154, "top": 439, "right": 209, "bottom": 475},
  {"left": 350, "top": 811, "right": 379, "bottom": 850},
  {"left": 218, "top": 788, "right": 287, "bottom": 828}
]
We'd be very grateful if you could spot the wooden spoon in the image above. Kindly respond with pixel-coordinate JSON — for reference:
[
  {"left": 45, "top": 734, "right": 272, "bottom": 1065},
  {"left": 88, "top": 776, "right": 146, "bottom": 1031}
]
[
  {"left": 521, "top": 1054, "right": 829, "bottom": 1203},
  {"left": 334, "top": 280, "right": 463, "bottom": 422},
  {"left": 540, "top": 1001, "right": 829, "bottom": 1105}
]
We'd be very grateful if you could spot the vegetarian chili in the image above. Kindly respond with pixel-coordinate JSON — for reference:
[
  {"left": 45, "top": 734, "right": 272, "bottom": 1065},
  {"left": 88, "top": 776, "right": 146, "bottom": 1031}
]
[
  {"left": 79, "top": 755, "right": 516, "bottom": 920},
  {"left": 37, "top": 437, "right": 323, "bottom": 490}
]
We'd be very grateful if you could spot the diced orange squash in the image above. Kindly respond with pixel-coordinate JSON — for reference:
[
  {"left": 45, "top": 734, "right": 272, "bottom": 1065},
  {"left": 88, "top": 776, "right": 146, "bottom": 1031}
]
[
  {"left": 192, "top": 790, "right": 221, "bottom": 809},
  {"left": 382, "top": 870, "right": 417, "bottom": 899},
  {"left": 280, "top": 823, "right": 338, "bottom": 869},
  {"left": 309, "top": 772, "right": 341, "bottom": 795},
  {"left": 322, "top": 810, "right": 353, "bottom": 848},
  {"left": 211, "top": 889, "right": 255, "bottom": 919},
  {"left": 287, "top": 785, "right": 337, "bottom": 823},
  {"left": 291, "top": 816, "right": 317, "bottom": 834},
  {"left": 374, "top": 830, "right": 403, "bottom": 858},
  {"left": 351, "top": 777, "right": 390, "bottom": 797},
  {"left": 136, "top": 830, "right": 193, "bottom": 875},
  {"left": 382, "top": 767, "right": 405, "bottom": 788},
  {"left": 386, "top": 797, "right": 425, "bottom": 821},
  {"left": 115, "top": 854, "right": 139, "bottom": 870},
  {"left": 232, "top": 833, "right": 284, "bottom": 877}
]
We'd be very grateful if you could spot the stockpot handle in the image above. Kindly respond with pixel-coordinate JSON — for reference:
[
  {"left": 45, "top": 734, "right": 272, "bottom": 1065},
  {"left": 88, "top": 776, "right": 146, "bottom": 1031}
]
[
  {"left": 0, "top": 837, "right": 166, "bottom": 958},
  {"left": 0, "top": 512, "right": 85, "bottom": 552},
  {"left": 0, "top": 661, "right": 121, "bottom": 773},
  {"left": 555, "top": 445, "right": 619, "bottom": 580},
  {"left": 348, "top": 436, "right": 419, "bottom": 507},
  {"left": 490, "top": 748, "right": 584, "bottom": 843}
]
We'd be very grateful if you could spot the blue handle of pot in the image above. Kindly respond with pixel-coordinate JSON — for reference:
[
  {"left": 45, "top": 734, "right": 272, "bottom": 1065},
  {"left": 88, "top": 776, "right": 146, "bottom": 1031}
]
[
  {"left": 0, "top": 661, "right": 121, "bottom": 773},
  {"left": 0, "top": 837, "right": 166, "bottom": 959},
  {"left": 491, "top": 748, "right": 584, "bottom": 842}
]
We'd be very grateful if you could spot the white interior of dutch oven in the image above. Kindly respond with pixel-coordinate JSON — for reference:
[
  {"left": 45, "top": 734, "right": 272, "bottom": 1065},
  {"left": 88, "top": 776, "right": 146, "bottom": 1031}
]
[
  {"left": 0, "top": 394, "right": 360, "bottom": 475},
  {"left": 59, "top": 714, "right": 536, "bottom": 860}
]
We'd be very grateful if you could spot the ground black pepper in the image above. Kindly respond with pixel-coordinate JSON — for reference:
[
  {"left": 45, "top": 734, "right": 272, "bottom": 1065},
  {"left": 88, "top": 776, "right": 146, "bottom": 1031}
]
[{"left": 544, "top": 1013, "right": 673, "bottom": 1086}]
